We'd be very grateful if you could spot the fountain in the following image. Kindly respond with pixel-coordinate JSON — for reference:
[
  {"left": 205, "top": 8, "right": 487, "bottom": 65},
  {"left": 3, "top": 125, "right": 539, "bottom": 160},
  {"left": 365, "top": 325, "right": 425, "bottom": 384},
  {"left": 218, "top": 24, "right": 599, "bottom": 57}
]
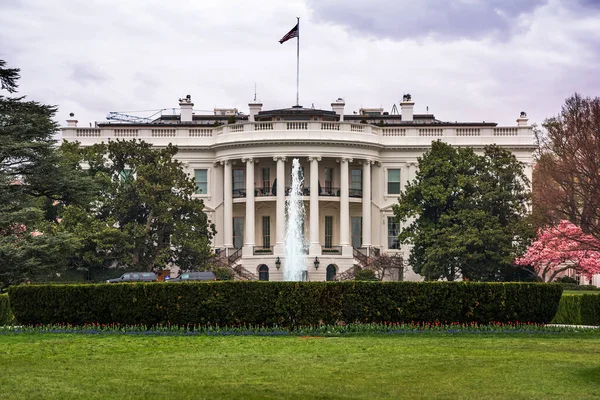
[{"left": 284, "top": 158, "right": 307, "bottom": 281}]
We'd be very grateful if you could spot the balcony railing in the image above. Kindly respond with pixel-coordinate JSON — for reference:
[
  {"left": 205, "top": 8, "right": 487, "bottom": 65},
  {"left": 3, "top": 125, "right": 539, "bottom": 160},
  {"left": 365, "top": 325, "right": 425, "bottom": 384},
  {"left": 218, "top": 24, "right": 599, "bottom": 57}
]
[
  {"left": 232, "top": 188, "right": 246, "bottom": 198},
  {"left": 349, "top": 188, "right": 363, "bottom": 198},
  {"left": 255, "top": 187, "right": 273, "bottom": 196},
  {"left": 253, "top": 246, "right": 273, "bottom": 255},
  {"left": 320, "top": 187, "right": 340, "bottom": 197}
]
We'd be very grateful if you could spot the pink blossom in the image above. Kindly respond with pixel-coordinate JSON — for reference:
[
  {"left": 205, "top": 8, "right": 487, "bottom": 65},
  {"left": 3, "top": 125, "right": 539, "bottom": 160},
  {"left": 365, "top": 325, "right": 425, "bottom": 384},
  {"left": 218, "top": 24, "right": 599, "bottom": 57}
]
[{"left": 516, "top": 220, "right": 600, "bottom": 281}]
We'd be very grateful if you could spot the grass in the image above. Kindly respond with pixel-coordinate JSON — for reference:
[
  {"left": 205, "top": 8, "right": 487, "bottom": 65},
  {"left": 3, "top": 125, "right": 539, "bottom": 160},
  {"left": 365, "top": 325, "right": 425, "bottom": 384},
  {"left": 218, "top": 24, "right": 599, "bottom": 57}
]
[
  {"left": 1, "top": 334, "right": 599, "bottom": 399},
  {"left": 563, "top": 290, "right": 600, "bottom": 295}
]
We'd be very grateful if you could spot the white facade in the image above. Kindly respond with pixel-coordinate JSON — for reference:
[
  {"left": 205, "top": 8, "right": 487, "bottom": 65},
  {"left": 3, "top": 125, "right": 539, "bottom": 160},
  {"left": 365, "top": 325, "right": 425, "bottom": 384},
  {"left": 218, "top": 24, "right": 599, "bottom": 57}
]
[{"left": 62, "top": 96, "right": 536, "bottom": 281}]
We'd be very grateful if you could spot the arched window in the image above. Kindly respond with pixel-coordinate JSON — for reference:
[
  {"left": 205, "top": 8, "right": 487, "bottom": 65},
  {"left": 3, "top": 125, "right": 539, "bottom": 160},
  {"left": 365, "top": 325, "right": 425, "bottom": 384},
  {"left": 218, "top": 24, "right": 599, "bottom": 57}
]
[
  {"left": 326, "top": 264, "right": 337, "bottom": 281},
  {"left": 258, "top": 264, "right": 269, "bottom": 281}
]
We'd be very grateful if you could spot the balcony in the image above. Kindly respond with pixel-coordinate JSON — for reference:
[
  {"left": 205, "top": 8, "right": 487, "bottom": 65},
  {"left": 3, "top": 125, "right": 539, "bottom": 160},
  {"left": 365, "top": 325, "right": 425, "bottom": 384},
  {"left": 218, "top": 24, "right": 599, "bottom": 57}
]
[
  {"left": 349, "top": 188, "right": 363, "bottom": 198},
  {"left": 320, "top": 187, "right": 340, "bottom": 197}
]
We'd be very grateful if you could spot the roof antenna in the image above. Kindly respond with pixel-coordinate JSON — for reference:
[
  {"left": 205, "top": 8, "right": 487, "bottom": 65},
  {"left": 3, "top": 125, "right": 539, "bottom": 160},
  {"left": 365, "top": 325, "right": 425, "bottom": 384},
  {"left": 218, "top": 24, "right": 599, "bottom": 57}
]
[
  {"left": 426, "top": 106, "right": 429, "bottom": 114},
  {"left": 254, "top": 83, "right": 257, "bottom": 102}
]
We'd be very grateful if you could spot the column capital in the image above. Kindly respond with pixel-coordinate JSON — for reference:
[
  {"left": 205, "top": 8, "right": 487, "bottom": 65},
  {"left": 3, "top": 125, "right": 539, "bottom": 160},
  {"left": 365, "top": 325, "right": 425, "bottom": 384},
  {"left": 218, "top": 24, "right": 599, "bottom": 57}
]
[
  {"left": 242, "top": 157, "right": 255, "bottom": 163},
  {"left": 219, "top": 160, "right": 231, "bottom": 166},
  {"left": 307, "top": 156, "right": 322, "bottom": 162},
  {"left": 358, "top": 159, "right": 376, "bottom": 165},
  {"left": 338, "top": 157, "right": 353, "bottom": 163},
  {"left": 273, "top": 156, "right": 287, "bottom": 162}
]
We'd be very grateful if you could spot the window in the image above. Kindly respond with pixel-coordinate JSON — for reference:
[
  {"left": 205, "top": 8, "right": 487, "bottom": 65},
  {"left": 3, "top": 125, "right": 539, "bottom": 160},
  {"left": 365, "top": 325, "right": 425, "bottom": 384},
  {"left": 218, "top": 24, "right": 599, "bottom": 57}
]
[
  {"left": 388, "top": 217, "right": 400, "bottom": 249},
  {"left": 233, "top": 217, "right": 244, "bottom": 249},
  {"left": 258, "top": 265, "right": 269, "bottom": 281},
  {"left": 325, "top": 216, "right": 333, "bottom": 248},
  {"left": 262, "top": 168, "right": 270, "bottom": 194},
  {"left": 325, "top": 168, "right": 333, "bottom": 191},
  {"left": 351, "top": 217, "right": 362, "bottom": 248},
  {"left": 262, "top": 216, "right": 271, "bottom": 248},
  {"left": 194, "top": 169, "right": 208, "bottom": 194},
  {"left": 350, "top": 169, "right": 362, "bottom": 197},
  {"left": 387, "top": 169, "right": 401, "bottom": 194},
  {"left": 233, "top": 169, "right": 245, "bottom": 196}
]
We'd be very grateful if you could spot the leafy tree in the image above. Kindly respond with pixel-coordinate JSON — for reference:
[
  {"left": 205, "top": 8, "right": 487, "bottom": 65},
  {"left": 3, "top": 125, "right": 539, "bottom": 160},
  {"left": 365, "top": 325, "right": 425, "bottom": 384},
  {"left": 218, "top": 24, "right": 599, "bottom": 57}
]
[
  {"left": 515, "top": 220, "right": 600, "bottom": 282},
  {"left": 355, "top": 253, "right": 404, "bottom": 281},
  {"left": 393, "top": 141, "right": 532, "bottom": 281},
  {"left": 0, "top": 60, "right": 93, "bottom": 289},
  {"left": 532, "top": 93, "right": 600, "bottom": 242},
  {"left": 60, "top": 139, "right": 215, "bottom": 273}
]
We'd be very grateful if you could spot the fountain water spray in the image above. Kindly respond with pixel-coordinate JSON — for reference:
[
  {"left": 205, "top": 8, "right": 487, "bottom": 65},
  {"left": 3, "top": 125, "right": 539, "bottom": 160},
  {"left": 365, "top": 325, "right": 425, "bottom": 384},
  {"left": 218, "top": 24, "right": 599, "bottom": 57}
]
[{"left": 284, "top": 158, "right": 307, "bottom": 281}]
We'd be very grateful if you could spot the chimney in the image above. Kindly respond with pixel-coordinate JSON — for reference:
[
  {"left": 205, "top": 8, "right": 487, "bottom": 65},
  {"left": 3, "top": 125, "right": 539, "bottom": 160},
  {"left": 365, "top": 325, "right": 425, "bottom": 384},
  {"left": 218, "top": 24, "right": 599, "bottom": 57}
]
[
  {"left": 400, "top": 94, "right": 414, "bottom": 122},
  {"left": 179, "top": 95, "right": 194, "bottom": 122},
  {"left": 248, "top": 101, "right": 263, "bottom": 122},
  {"left": 66, "top": 112, "right": 78, "bottom": 127},
  {"left": 517, "top": 111, "right": 529, "bottom": 127},
  {"left": 331, "top": 98, "right": 345, "bottom": 121}
]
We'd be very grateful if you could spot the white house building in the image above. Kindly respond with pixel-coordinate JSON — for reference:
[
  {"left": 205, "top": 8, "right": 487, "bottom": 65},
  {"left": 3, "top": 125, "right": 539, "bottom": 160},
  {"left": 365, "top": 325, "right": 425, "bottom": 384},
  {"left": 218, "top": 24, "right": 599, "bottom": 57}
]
[{"left": 61, "top": 95, "right": 535, "bottom": 281}]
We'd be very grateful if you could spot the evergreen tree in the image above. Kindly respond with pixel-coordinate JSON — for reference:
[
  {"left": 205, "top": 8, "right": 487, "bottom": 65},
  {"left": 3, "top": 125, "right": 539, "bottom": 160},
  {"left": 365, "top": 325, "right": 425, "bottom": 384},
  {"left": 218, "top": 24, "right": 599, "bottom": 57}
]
[
  {"left": 0, "top": 60, "right": 94, "bottom": 289},
  {"left": 393, "top": 141, "right": 532, "bottom": 281}
]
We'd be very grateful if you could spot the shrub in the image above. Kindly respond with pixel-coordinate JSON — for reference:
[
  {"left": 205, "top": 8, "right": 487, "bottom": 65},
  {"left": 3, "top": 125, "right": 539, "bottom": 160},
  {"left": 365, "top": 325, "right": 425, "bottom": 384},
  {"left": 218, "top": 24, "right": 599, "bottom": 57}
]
[
  {"left": 0, "top": 294, "right": 15, "bottom": 325},
  {"left": 355, "top": 269, "right": 377, "bottom": 281},
  {"left": 558, "top": 283, "right": 600, "bottom": 291},
  {"left": 551, "top": 294, "right": 600, "bottom": 326},
  {"left": 212, "top": 267, "right": 234, "bottom": 281},
  {"left": 555, "top": 276, "right": 578, "bottom": 284},
  {"left": 8, "top": 282, "right": 563, "bottom": 327}
]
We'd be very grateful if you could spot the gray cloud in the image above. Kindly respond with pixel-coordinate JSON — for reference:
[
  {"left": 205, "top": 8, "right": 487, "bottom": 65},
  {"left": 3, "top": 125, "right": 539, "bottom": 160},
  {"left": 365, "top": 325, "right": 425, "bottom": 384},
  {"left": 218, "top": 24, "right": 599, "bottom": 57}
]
[
  {"left": 0, "top": 0, "right": 598, "bottom": 129},
  {"left": 70, "top": 63, "right": 107, "bottom": 84},
  {"left": 306, "top": 0, "right": 549, "bottom": 41}
]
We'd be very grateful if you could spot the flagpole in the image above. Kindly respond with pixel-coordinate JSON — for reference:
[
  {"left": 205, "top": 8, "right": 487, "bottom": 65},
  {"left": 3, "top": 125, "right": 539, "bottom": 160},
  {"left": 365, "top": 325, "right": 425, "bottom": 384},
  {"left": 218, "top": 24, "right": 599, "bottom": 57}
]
[{"left": 296, "top": 17, "right": 300, "bottom": 106}]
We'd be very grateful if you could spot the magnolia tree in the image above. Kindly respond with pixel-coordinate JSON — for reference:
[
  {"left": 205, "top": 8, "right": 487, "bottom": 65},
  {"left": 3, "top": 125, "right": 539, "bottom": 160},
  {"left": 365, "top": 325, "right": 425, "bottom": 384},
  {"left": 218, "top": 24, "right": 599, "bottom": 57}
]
[{"left": 515, "top": 220, "right": 600, "bottom": 282}]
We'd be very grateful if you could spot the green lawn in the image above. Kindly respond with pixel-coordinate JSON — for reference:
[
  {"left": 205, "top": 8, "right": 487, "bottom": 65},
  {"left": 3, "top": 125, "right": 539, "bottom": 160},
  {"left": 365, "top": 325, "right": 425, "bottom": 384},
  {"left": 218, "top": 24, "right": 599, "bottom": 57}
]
[{"left": 1, "top": 334, "right": 599, "bottom": 399}]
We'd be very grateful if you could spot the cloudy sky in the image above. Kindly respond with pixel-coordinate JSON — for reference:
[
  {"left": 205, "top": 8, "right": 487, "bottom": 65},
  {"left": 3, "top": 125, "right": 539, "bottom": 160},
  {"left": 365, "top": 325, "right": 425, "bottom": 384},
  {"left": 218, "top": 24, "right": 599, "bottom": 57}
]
[{"left": 1, "top": 0, "right": 599, "bottom": 127}]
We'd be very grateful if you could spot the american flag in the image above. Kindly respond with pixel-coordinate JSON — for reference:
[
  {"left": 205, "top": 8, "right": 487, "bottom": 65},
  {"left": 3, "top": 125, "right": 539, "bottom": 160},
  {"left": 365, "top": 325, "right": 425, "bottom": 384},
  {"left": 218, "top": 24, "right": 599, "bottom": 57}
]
[{"left": 279, "top": 23, "right": 299, "bottom": 44}]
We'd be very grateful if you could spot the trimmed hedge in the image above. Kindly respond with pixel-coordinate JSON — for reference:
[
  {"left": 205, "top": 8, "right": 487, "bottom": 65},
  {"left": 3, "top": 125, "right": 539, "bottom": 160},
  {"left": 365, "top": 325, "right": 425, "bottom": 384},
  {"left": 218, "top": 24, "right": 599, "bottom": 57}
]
[
  {"left": 8, "top": 282, "right": 563, "bottom": 327},
  {"left": 558, "top": 283, "right": 600, "bottom": 291},
  {"left": 0, "top": 294, "right": 15, "bottom": 326},
  {"left": 551, "top": 294, "right": 600, "bottom": 326}
]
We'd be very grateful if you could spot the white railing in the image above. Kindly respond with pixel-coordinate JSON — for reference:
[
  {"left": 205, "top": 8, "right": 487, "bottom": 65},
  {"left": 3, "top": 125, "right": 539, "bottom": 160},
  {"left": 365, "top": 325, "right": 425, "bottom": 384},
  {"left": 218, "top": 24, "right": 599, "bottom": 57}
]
[
  {"left": 382, "top": 128, "right": 406, "bottom": 137},
  {"left": 494, "top": 128, "right": 518, "bottom": 136},
  {"left": 114, "top": 129, "right": 138, "bottom": 137},
  {"left": 151, "top": 129, "right": 176, "bottom": 137},
  {"left": 456, "top": 128, "right": 480, "bottom": 136},
  {"left": 419, "top": 128, "right": 443, "bottom": 137},
  {"left": 254, "top": 122, "right": 273, "bottom": 131},
  {"left": 75, "top": 128, "right": 101, "bottom": 137},
  {"left": 321, "top": 122, "right": 340, "bottom": 131},
  {"left": 189, "top": 128, "right": 213, "bottom": 137},
  {"left": 286, "top": 122, "right": 308, "bottom": 130},
  {"left": 63, "top": 123, "right": 531, "bottom": 145}
]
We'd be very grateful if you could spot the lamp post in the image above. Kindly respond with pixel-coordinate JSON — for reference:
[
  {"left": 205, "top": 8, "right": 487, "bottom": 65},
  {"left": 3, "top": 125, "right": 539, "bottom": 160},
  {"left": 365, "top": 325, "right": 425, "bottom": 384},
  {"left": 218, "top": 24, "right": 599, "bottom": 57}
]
[
  {"left": 275, "top": 257, "right": 281, "bottom": 270},
  {"left": 314, "top": 257, "right": 320, "bottom": 270}
]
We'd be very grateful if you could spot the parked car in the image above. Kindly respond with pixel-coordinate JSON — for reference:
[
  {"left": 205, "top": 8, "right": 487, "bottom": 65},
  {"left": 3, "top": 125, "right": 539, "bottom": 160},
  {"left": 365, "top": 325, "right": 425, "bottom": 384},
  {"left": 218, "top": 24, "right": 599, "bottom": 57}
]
[
  {"left": 168, "top": 271, "right": 217, "bottom": 282},
  {"left": 106, "top": 272, "right": 157, "bottom": 283}
]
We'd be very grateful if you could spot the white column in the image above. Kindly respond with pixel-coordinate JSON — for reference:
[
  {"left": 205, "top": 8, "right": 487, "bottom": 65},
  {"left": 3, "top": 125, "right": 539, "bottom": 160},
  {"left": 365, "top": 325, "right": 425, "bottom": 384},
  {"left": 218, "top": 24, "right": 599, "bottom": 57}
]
[
  {"left": 309, "top": 156, "right": 321, "bottom": 255},
  {"left": 274, "top": 156, "right": 286, "bottom": 255},
  {"left": 243, "top": 158, "right": 255, "bottom": 256},
  {"left": 340, "top": 157, "right": 352, "bottom": 255},
  {"left": 362, "top": 160, "right": 372, "bottom": 249},
  {"left": 222, "top": 160, "right": 233, "bottom": 252}
]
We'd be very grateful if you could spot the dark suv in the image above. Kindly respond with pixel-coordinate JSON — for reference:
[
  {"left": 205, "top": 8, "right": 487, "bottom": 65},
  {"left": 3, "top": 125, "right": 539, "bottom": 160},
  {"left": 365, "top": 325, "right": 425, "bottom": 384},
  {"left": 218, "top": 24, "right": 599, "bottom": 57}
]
[
  {"left": 168, "top": 271, "right": 216, "bottom": 282},
  {"left": 106, "top": 272, "right": 157, "bottom": 283}
]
